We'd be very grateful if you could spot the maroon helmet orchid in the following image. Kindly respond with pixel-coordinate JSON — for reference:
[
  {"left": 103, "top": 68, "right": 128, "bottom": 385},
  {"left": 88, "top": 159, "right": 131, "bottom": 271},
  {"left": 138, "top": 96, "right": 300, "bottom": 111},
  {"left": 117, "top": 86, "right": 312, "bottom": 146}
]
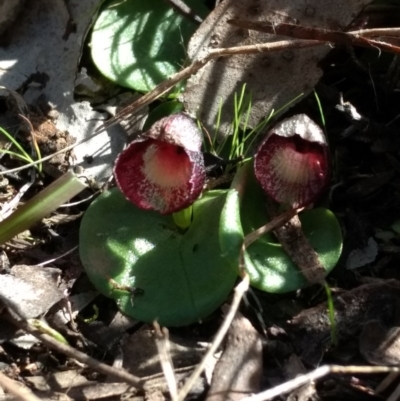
[
  {"left": 254, "top": 114, "right": 329, "bottom": 207},
  {"left": 114, "top": 113, "right": 206, "bottom": 215}
]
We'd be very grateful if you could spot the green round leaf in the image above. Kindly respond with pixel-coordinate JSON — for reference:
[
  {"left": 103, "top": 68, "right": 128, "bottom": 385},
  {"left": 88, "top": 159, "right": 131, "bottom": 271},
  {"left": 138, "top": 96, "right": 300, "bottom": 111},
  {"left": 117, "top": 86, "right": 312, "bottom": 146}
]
[
  {"left": 220, "top": 163, "right": 343, "bottom": 293},
  {"left": 91, "top": 0, "right": 208, "bottom": 92},
  {"left": 244, "top": 207, "right": 342, "bottom": 293},
  {"left": 79, "top": 188, "right": 237, "bottom": 326}
]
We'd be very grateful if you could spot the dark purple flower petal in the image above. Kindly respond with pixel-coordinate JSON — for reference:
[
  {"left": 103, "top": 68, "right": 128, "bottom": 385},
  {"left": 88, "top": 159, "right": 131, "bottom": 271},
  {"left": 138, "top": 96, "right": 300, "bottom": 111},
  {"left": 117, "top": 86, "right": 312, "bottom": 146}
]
[
  {"left": 145, "top": 112, "right": 203, "bottom": 151},
  {"left": 114, "top": 114, "right": 205, "bottom": 214},
  {"left": 254, "top": 114, "right": 329, "bottom": 207}
]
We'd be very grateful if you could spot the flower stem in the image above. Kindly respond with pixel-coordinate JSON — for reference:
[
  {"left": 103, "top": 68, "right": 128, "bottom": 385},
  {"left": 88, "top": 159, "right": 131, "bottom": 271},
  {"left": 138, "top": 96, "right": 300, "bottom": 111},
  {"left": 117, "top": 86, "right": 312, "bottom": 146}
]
[{"left": 172, "top": 205, "right": 193, "bottom": 229}]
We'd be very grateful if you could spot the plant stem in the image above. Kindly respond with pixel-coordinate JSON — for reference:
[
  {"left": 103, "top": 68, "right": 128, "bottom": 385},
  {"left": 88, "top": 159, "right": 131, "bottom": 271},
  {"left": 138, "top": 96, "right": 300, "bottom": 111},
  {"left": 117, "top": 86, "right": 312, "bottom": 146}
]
[{"left": 172, "top": 205, "right": 193, "bottom": 229}]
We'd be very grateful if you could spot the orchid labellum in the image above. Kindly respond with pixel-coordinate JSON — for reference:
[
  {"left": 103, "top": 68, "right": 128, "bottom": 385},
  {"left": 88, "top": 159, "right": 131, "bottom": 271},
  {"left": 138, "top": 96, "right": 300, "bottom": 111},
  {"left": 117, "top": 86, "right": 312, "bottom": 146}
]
[
  {"left": 114, "top": 113, "right": 206, "bottom": 214},
  {"left": 254, "top": 114, "right": 329, "bottom": 207}
]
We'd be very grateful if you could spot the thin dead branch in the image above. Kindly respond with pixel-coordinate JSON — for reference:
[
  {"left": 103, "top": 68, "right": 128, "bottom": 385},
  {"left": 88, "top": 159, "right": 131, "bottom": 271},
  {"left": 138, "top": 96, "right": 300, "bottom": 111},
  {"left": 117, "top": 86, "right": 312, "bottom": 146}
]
[
  {"left": 349, "top": 27, "right": 400, "bottom": 38},
  {"left": 6, "top": 315, "right": 144, "bottom": 389},
  {"left": 239, "top": 207, "right": 302, "bottom": 272},
  {"left": 240, "top": 365, "right": 400, "bottom": 401},
  {"left": 153, "top": 322, "right": 178, "bottom": 400},
  {"left": 0, "top": 173, "right": 35, "bottom": 219},
  {"left": 228, "top": 19, "right": 400, "bottom": 54},
  {"left": 162, "top": 0, "right": 203, "bottom": 24},
  {"left": 176, "top": 275, "right": 250, "bottom": 401},
  {"left": 36, "top": 245, "right": 79, "bottom": 267}
]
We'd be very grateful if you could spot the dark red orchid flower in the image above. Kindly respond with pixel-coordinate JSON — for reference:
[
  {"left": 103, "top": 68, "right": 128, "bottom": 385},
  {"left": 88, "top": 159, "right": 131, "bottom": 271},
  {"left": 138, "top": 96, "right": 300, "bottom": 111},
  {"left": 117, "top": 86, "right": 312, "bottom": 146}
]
[
  {"left": 254, "top": 114, "right": 329, "bottom": 207},
  {"left": 114, "top": 113, "right": 206, "bottom": 215}
]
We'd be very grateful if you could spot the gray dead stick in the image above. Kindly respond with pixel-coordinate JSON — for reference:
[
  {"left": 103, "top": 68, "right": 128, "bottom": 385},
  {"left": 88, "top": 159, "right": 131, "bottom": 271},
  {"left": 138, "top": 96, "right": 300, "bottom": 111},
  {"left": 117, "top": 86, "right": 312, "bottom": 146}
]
[{"left": 206, "top": 310, "right": 263, "bottom": 401}]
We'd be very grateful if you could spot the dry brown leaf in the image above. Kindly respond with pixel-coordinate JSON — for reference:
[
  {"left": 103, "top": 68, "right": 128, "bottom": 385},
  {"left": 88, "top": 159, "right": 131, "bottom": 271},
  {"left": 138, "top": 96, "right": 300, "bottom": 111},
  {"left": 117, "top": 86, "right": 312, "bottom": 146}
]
[{"left": 183, "top": 0, "right": 373, "bottom": 137}]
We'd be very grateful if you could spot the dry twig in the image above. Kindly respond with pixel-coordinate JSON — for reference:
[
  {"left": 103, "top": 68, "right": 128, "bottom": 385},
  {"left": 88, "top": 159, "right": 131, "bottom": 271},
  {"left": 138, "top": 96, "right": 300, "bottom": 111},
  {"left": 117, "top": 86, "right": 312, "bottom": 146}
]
[
  {"left": 6, "top": 315, "right": 143, "bottom": 389},
  {"left": 153, "top": 322, "right": 178, "bottom": 400},
  {"left": 229, "top": 20, "right": 400, "bottom": 54},
  {"left": 176, "top": 275, "right": 250, "bottom": 401},
  {"left": 240, "top": 365, "right": 400, "bottom": 401}
]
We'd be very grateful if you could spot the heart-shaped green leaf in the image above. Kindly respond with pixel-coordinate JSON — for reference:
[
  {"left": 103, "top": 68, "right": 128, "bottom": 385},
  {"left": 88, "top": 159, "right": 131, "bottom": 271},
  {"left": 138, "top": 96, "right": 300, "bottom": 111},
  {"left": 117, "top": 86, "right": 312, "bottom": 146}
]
[
  {"left": 220, "top": 163, "right": 343, "bottom": 293},
  {"left": 79, "top": 188, "right": 237, "bottom": 326},
  {"left": 91, "top": 0, "right": 208, "bottom": 92}
]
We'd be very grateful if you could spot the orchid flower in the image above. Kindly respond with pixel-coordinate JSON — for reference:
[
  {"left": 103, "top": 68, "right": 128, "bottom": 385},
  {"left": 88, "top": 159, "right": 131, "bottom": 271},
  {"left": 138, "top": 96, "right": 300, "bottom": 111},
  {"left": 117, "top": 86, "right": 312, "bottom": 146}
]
[
  {"left": 114, "top": 113, "right": 205, "bottom": 215},
  {"left": 254, "top": 114, "right": 329, "bottom": 207}
]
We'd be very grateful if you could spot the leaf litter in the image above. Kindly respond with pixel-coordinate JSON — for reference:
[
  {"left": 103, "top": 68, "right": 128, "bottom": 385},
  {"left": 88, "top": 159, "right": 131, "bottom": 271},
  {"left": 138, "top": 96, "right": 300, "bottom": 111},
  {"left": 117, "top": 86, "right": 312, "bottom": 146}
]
[{"left": 2, "top": 0, "right": 400, "bottom": 400}]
